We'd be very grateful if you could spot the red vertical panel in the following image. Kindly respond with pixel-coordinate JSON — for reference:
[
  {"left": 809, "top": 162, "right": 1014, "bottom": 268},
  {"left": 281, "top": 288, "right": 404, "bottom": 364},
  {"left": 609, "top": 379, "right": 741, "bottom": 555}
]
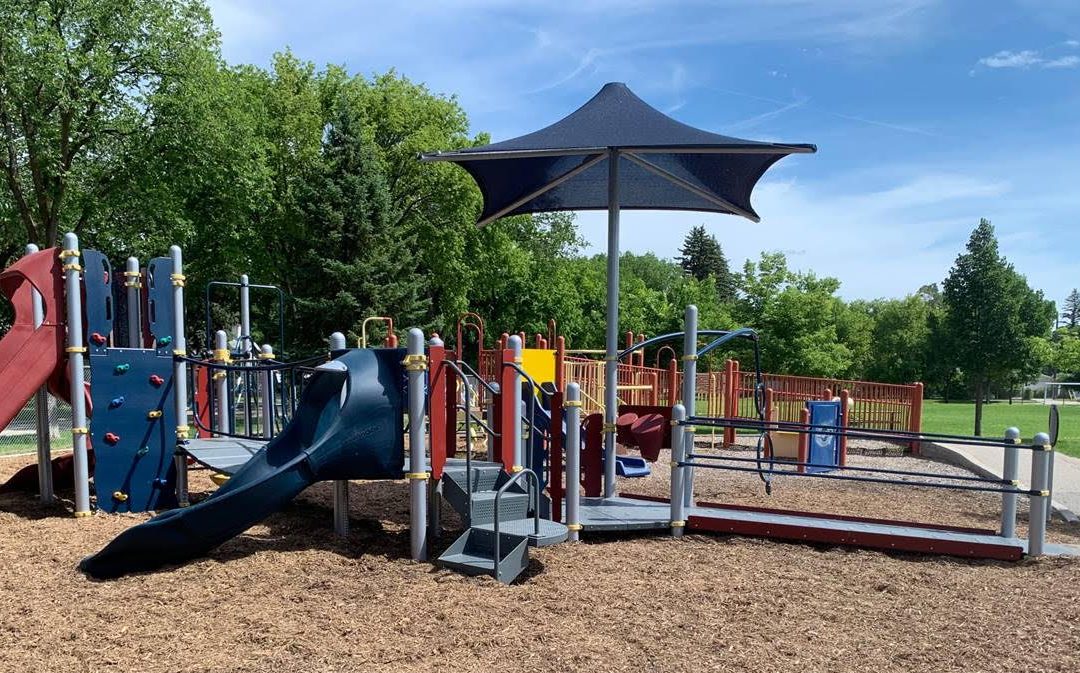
[
  {"left": 444, "top": 349, "right": 458, "bottom": 459},
  {"left": 428, "top": 344, "right": 447, "bottom": 480},
  {"left": 582, "top": 413, "right": 603, "bottom": 497}
]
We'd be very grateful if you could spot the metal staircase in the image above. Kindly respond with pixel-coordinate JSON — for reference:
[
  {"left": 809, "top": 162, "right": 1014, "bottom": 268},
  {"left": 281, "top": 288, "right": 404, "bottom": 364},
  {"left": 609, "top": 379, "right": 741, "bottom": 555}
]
[{"left": 436, "top": 459, "right": 568, "bottom": 583}]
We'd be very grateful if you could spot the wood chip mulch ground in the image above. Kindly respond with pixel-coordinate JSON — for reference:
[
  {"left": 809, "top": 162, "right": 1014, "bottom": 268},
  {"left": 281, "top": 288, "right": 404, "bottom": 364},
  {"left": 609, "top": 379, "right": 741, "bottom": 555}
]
[{"left": 2, "top": 450, "right": 1079, "bottom": 673}]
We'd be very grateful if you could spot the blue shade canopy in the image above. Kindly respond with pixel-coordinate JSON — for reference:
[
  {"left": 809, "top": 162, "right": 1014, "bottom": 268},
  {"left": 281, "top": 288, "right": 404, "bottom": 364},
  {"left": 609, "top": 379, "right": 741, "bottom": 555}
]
[{"left": 421, "top": 82, "right": 816, "bottom": 224}]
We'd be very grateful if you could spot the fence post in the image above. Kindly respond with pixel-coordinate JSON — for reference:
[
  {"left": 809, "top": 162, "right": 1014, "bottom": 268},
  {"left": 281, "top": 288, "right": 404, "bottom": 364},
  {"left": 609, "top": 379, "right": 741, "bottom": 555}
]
[
  {"left": 909, "top": 382, "right": 924, "bottom": 455},
  {"left": 405, "top": 329, "right": 429, "bottom": 561},
  {"left": 564, "top": 383, "right": 582, "bottom": 541},
  {"left": 1001, "top": 427, "right": 1020, "bottom": 539},
  {"left": 1028, "top": 432, "right": 1052, "bottom": 557},
  {"left": 670, "top": 403, "right": 687, "bottom": 537}
]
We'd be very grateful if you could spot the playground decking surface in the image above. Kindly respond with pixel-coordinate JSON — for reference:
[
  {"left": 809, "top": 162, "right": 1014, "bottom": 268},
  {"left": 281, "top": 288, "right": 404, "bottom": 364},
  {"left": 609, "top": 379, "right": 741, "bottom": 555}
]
[{"left": 2, "top": 451, "right": 1080, "bottom": 673}]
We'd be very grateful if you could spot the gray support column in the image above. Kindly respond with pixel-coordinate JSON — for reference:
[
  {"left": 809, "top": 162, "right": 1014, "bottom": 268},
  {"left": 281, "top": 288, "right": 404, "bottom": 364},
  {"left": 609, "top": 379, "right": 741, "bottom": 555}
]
[
  {"left": 328, "top": 332, "right": 349, "bottom": 537},
  {"left": 406, "top": 328, "right": 428, "bottom": 561},
  {"left": 26, "top": 244, "right": 53, "bottom": 504},
  {"left": 1028, "top": 432, "right": 1052, "bottom": 557},
  {"left": 170, "top": 245, "right": 190, "bottom": 507},
  {"left": 670, "top": 403, "right": 687, "bottom": 537},
  {"left": 680, "top": 305, "right": 699, "bottom": 508},
  {"left": 62, "top": 234, "right": 91, "bottom": 516},
  {"left": 125, "top": 257, "right": 141, "bottom": 348},
  {"left": 259, "top": 344, "right": 274, "bottom": 439},
  {"left": 603, "top": 148, "right": 621, "bottom": 498},
  {"left": 1001, "top": 427, "right": 1020, "bottom": 538},
  {"left": 239, "top": 274, "right": 252, "bottom": 358},
  {"left": 508, "top": 334, "right": 524, "bottom": 472},
  {"left": 214, "top": 330, "right": 230, "bottom": 434},
  {"left": 565, "top": 382, "right": 582, "bottom": 542}
]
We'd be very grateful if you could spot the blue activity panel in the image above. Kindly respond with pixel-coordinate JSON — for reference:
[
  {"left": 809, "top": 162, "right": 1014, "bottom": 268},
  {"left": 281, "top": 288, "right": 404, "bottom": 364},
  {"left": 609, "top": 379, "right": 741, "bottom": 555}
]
[
  {"left": 82, "top": 249, "right": 180, "bottom": 513},
  {"left": 806, "top": 400, "right": 841, "bottom": 474}
]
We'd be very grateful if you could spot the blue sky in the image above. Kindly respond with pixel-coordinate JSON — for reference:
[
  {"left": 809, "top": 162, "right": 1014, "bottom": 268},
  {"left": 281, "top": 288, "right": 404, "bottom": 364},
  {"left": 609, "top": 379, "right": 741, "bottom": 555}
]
[{"left": 208, "top": 0, "right": 1079, "bottom": 306}]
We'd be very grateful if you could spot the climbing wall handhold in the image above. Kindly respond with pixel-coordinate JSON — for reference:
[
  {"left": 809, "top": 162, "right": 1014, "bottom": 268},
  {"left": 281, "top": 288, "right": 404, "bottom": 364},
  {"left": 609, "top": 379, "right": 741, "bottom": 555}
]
[
  {"left": 90, "top": 332, "right": 107, "bottom": 345},
  {"left": 114, "top": 363, "right": 130, "bottom": 374},
  {"left": 158, "top": 336, "right": 173, "bottom": 347},
  {"left": 104, "top": 432, "right": 120, "bottom": 445},
  {"left": 112, "top": 491, "right": 129, "bottom": 502},
  {"left": 149, "top": 374, "right": 165, "bottom": 387},
  {"left": 108, "top": 397, "right": 125, "bottom": 409},
  {"left": 147, "top": 410, "right": 163, "bottom": 419}
]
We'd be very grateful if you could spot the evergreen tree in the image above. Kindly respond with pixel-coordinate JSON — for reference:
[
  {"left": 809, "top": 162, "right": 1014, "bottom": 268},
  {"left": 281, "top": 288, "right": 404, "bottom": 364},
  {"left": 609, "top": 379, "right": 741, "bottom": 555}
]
[
  {"left": 289, "top": 100, "right": 428, "bottom": 352},
  {"left": 676, "top": 225, "right": 735, "bottom": 301},
  {"left": 941, "top": 219, "right": 1054, "bottom": 434},
  {"left": 1063, "top": 289, "right": 1080, "bottom": 328}
]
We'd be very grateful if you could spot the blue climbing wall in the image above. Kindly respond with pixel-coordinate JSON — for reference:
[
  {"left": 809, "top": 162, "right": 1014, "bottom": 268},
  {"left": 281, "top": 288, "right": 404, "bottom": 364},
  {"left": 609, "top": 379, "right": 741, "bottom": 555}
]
[{"left": 84, "top": 250, "right": 179, "bottom": 513}]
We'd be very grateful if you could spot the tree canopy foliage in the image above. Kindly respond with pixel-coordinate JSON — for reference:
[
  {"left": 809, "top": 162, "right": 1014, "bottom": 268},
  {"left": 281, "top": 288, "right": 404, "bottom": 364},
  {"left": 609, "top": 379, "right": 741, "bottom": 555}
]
[{"left": 0, "top": 0, "right": 1066, "bottom": 413}]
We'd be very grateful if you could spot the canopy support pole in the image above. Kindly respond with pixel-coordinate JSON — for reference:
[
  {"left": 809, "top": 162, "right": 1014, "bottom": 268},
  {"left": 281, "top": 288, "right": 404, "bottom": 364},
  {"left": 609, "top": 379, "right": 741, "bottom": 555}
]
[{"left": 604, "top": 148, "right": 620, "bottom": 498}]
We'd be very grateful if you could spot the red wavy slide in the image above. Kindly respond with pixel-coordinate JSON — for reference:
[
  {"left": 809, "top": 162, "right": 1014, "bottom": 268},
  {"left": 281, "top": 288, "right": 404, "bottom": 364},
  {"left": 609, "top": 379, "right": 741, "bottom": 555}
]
[{"left": 0, "top": 248, "right": 89, "bottom": 494}]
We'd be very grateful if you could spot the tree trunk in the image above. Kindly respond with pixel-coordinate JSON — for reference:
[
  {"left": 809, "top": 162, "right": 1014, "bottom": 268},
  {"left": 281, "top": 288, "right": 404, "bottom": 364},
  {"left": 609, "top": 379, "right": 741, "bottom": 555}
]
[{"left": 973, "top": 378, "right": 984, "bottom": 436}]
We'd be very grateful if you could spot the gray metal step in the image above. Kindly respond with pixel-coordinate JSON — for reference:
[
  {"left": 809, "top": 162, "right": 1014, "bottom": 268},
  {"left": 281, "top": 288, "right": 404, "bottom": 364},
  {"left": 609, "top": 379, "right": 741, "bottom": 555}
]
[
  {"left": 436, "top": 528, "right": 530, "bottom": 583},
  {"left": 473, "top": 518, "right": 569, "bottom": 547},
  {"left": 467, "top": 491, "right": 529, "bottom": 526},
  {"left": 442, "top": 460, "right": 504, "bottom": 492}
]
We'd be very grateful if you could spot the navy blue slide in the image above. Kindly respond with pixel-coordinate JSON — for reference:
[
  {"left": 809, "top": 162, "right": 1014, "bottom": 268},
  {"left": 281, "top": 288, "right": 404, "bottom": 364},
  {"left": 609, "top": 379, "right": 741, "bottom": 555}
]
[{"left": 80, "top": 348, "right": 406, "bottom": 579}]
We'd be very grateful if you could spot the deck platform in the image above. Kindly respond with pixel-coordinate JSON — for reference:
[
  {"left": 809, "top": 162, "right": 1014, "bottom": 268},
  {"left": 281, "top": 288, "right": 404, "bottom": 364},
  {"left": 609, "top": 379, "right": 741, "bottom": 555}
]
[{"left": 183, "top": 437, "right": 267, "bottom": 474}]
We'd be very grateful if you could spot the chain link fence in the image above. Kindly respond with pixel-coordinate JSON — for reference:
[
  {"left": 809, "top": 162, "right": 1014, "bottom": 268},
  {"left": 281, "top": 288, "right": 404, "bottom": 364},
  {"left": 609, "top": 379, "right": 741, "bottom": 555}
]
[{"left": 0, "top": 393, "right": 72, "bottom": 457}]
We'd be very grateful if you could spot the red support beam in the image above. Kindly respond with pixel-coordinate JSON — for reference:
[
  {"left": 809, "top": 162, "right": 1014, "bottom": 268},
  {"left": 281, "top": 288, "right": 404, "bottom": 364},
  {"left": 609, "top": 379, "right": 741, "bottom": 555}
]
[{"left": 498, "top": 347, "right": 518, "bottom": 471}]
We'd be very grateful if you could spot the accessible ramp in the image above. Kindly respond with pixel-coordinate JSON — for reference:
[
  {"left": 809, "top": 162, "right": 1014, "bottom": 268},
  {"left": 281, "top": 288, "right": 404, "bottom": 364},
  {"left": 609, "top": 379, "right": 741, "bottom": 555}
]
[{"left": 79, "top": 348, "right": 406, "bottom": 579}]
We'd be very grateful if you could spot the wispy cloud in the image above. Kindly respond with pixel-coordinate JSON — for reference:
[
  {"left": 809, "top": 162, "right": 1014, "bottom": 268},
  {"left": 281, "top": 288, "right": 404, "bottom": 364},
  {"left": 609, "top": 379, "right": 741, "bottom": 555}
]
[{"left": 976, "top": 47, "right": 1080, "bottom": 70}]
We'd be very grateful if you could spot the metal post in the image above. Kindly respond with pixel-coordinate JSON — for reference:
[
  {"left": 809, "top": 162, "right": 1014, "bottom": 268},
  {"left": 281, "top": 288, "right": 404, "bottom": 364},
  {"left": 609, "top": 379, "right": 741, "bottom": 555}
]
[
  {"left": 170, "top": 245, "right": 190, "bottom": 507},
  {"left": 125, "top": 256, "right": 141, "bottom": 347},
  {"left": 670, "top": 403, "right": 687, "bottom": 537},
  {"left": 603, "top": 148, "right": 621, "bottom": 498},
  {"left": 214, "top": 330, "right": 230, "bottom": 434},
  {"left": 239, "top": 274, "right": 252, "bottom": 358},
  {"left": 1028, "top": 432, "right": 1052, "bottom": 557},
  {"left": 406, "top": 328, "right": 428, "bottom": 561},
  {"left": 565, "top": 382, "right": 582, "bottom": 542},
  {"left": 508, "top": 334, "right": 524, "bottom": 472},
  {"left": 328, "top": 332, "right": 349, "bottom": 537},
  {"left": 681, "top": 305, "right": 698, "bottom": 507},
  {"left": 26, "top": 244, "right": 54, "bottom": 504},
  {"left": 259, "top": 344, "right": 274, "bottom": 438},
  {"left": 62, "top": 234, "right": 91, "bottom": 516},
  {"left": 1001, "top": 427, "right": 1020, "bottom": 538}
]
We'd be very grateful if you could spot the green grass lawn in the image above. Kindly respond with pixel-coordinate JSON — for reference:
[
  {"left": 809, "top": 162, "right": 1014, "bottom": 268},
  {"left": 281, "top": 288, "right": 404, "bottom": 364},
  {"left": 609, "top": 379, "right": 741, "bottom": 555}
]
[{"left": 921, "top": 399, "right": 1078, "bottom": 458}]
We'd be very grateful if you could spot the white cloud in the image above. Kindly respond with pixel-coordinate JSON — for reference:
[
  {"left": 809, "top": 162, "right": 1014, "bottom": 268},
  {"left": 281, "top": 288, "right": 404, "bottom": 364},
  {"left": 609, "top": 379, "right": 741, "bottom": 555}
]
[
  {"left": 978, "top": 50, "right": 1043, "bottom": 68},
  {"left": 1044, "top": 55, "right": 1080, "bottom": 68},
  {"left": 1066, "top": 39, "right": 1080, "bottom": 47},
  {"left": 976, "top": 47, "right": 1080, "bottom": 70}
]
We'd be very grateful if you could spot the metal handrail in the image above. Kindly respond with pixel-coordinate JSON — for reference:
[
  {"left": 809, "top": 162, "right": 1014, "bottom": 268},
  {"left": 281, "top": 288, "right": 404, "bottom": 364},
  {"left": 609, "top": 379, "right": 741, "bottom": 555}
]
[
  {"left": 453, "top": 359, "right": 499, "bottom": 396},
  {"left": 493, "top": 468, "right": 540, "bottom": 583},
  {"left": 441, "top": 359, "right": 480, "bottom": 519}
]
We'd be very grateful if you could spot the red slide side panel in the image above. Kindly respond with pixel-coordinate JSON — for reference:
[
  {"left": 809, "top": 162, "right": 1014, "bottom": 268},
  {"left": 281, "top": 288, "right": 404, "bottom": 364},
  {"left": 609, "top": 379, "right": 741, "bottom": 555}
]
[{"left": 0, "top": 248, "right": 66, "bottom": 431}]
